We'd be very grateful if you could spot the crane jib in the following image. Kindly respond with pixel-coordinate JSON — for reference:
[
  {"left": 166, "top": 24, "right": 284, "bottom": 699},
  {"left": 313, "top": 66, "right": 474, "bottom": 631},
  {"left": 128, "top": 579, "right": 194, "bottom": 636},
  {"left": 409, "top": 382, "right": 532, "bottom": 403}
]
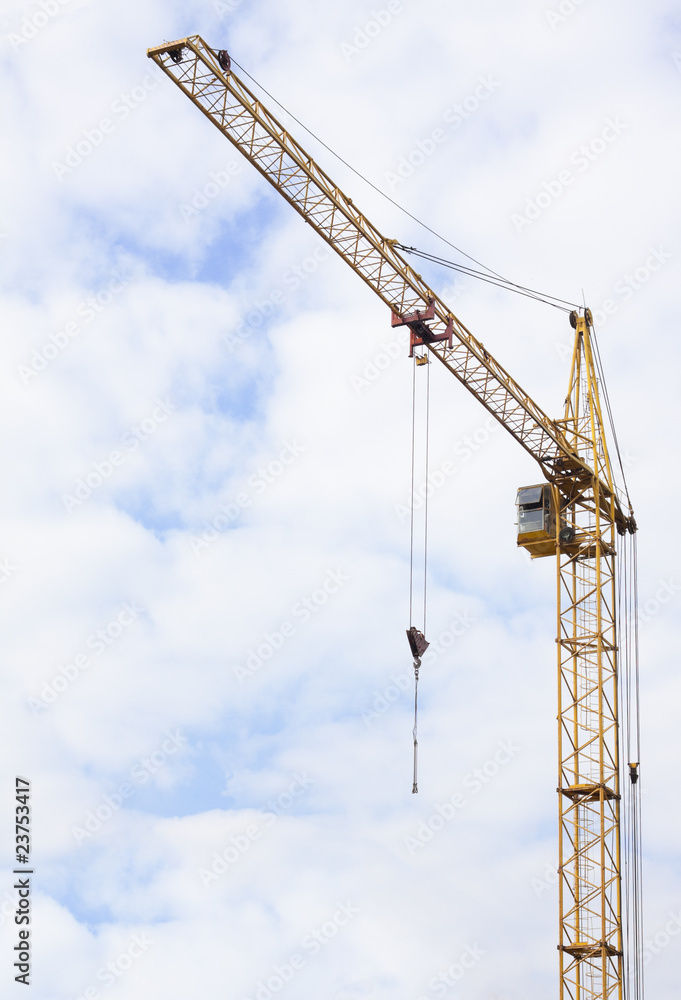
[{"left": 146, "top": 35, "right": 631, "bottom": 534}]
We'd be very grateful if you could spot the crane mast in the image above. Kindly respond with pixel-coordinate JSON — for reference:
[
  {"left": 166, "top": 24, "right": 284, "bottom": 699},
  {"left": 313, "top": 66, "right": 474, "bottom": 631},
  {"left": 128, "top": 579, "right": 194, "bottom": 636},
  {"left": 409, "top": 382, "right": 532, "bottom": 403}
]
[
  {"left": 557, "top": 314, "right": 622, "bottom": 1000},
  {"left": 147, "top": 36, "right": 639, "bottom": 999}
]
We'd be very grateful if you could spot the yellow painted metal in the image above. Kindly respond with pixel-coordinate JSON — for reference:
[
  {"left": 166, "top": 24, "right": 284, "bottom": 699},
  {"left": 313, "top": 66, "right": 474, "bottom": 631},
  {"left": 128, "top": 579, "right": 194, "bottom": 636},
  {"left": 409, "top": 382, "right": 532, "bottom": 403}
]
[
  {"left": 556, "top": 315, "right": 623, "bottom": 1000},
  {"left": 148, "top": 37, "right": 634, "bottom": 999}
]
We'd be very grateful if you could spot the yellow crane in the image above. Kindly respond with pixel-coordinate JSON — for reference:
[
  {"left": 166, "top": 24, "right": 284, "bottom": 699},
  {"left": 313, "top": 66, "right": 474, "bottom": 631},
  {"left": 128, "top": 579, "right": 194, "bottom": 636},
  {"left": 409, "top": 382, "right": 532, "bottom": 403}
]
[{"left": 147, "top": 35, "right": 643, "bottom": 1000}]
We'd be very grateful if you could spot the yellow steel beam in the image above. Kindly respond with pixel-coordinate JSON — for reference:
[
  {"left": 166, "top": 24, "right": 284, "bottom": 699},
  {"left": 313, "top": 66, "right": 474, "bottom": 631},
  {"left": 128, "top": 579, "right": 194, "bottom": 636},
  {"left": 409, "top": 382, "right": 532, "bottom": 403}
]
[{"left": 557, "top": 316, "right": 623, "bottom": 1000}]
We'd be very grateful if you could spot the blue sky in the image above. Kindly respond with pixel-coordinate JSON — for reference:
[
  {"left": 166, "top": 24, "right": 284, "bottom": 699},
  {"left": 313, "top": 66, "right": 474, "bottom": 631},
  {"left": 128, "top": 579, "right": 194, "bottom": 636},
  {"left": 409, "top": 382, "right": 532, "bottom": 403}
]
[{"left": 2, "top": 1, "right": 681, "bottom": 998}]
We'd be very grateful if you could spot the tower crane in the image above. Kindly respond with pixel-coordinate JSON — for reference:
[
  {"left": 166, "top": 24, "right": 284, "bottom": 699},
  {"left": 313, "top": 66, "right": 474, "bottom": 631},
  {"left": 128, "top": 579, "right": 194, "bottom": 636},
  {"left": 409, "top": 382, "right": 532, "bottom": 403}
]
[{"left": 147, "top": 36, "right": 642, "bottom": 1000}]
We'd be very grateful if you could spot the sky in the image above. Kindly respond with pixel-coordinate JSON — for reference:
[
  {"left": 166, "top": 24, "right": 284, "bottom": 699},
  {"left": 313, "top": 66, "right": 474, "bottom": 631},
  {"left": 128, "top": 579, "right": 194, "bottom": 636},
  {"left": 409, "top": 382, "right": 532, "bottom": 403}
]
[{"left": 1, "top": 1, "right": 680, "bottom": 998}]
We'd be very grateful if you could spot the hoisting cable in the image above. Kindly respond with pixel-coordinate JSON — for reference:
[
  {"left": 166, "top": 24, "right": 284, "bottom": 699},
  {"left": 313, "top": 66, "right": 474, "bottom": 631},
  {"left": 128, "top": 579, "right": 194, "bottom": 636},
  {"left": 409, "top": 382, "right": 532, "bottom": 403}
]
[
  {"left": 406, "top": 350, "right": 432, "bottom": 794},
  {"left": 423, "top": 355, "right": 431, "bottom": 636},
  {"left": 412, "top": 656, "right": 420, "bottom": 795},
  {"left": 591, "top": 316, "right": 641, "bottom": 985},
  {"left": 228, "top": 55, "right": 506, "bottom": 282},
  {"left": 408, "top": 349, "right": 420, "bottom": 794},
  {"left": 226, "top": 52, "right": 588, "bottom": 323},
  {"left": 408, "top": 351, "right": 417, "bottom": 628},
  {"left": 629, "top": 532, "right": 644, "bottom": 1000},
  {"left": 589, "top": 320, "right": 636, "bottom": 522},
  {"left": 618, "top": 527, "right": 644, "bottom": 1000},
  {"left": 394, "top": 244, "right": 581, "bottom": 313},
  {"left": 630, "top": 544, "right": 641, "bottom": 766},
  {"left": 228, "top": 55, "right": 584, "bottom": 318}
]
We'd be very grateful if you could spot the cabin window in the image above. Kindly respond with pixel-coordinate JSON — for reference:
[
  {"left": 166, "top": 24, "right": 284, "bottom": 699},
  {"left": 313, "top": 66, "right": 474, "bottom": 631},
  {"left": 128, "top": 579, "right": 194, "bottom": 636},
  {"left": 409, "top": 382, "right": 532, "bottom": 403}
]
[{"left": 517, "top": 485, "right": 548, "bottom": 534}]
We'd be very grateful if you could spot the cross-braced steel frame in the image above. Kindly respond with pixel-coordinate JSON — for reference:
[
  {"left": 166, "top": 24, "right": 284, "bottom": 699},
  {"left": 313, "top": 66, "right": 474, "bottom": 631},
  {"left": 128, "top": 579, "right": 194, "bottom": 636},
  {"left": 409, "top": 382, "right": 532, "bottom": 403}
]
[{"left": 555, "top": 316, "right": 622, "bottom": 1000}]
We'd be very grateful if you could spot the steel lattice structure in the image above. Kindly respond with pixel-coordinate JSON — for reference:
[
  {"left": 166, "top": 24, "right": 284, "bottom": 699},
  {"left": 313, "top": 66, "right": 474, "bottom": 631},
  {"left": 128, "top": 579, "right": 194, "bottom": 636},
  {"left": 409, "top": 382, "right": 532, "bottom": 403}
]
[
  {"left": 556, "top": 317, "right": 622, "bottom": 1000},
  {"left": 147, "top": 36, "right": 638, "bottom": 999}
]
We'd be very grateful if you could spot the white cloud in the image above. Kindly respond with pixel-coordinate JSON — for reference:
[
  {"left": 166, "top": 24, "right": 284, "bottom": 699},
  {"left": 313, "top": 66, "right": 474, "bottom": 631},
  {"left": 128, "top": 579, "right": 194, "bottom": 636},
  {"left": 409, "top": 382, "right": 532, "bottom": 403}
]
[{"left": 2, "top": 1, "right": 679, "bottom": 997}]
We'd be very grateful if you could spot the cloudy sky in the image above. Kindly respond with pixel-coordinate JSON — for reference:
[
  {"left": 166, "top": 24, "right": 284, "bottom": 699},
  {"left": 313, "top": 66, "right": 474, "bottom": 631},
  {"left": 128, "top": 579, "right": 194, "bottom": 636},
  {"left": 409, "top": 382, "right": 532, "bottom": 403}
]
[{"left": 1, "top": 1, "right": 680, "bottom": 997}]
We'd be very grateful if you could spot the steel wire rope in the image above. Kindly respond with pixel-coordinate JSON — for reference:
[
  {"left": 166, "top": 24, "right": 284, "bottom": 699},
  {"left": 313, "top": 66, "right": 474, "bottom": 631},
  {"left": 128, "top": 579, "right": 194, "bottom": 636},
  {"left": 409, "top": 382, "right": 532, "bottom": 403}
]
[
  {"left": 589, "top": 322, "right": 635, "bottom": 517},
  {"left": 591, "top": 312, "right": 642, "bottom": 1000},
  {"left": 619, "top": 533, "right": 634, "bottom": 999},
  {"left": 619, "top": 534, "right": 631, "bottom": 997},
  {"left": 408, "top": 353, "right": 419, "bottom": 793},
  {"left": 227, "top": 55, "right": 508, "bottom": 282},
  {"left": 394, "top": 244, "right": 580, "bottom": 313},
  {"left": 222, "top": 56, "right": 586, "bottom": 326},
  {"left": 412, "top": 662, "right": 419, "bottom": 795},
  {"left": 618, "top": 529, "right": 644, "bottom": 1000},
  {"left": 407, "top": 353, "right": 432, "bottom": 634},
  {"left": 631, "top": 531, "right": 644, "bottom": 1000},
  {"left": 593, "top": 307, "right": 642, "bottom": 996},
  {"left": 407, "top": 351, "right": 432, "bottom": 794},
  {"left": 409, "top": 352, "right": 417, "bottom": 628},
  {"left": 226, "top": 52, "right": 585, "bottom": 315},
  {"left": 423, "top": 357, "right": 431, "bottom": 635},
  {"left": 225, "top": 56, "right": 590, "bottom": 373},
  {"left": 219, "top": 49, "right": 593, "bottom": 320},
  {"left": 631, "top": 534, "right": 641, "bottom": 760}
]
